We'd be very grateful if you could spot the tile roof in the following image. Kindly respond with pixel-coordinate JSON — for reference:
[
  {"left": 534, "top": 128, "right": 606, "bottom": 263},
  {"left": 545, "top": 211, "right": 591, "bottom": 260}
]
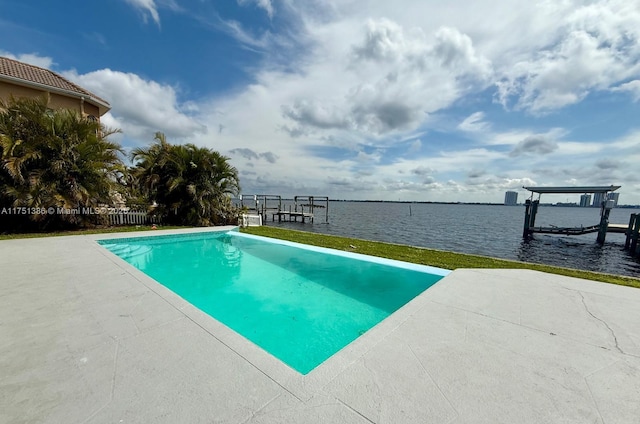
[{"left": 0, "top": 56, "right": 110, "bottom": 108}]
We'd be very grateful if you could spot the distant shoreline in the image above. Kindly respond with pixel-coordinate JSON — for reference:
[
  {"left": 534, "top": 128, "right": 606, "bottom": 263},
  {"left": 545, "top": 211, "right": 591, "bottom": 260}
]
[{"left": 301, "top": 199, "right": 640, "bottom": 208}]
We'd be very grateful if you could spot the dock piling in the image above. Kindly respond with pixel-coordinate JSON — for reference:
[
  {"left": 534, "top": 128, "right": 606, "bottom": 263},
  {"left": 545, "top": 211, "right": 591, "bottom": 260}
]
[
  {"left": 625, "top": 213, "right": 640, "bottom": 256},
  {"left": 596, "top": 200, "right": 614, "bottom": 244},
  {"left": 523, "top": 199, "right": 531, "bottom": 238},
  {"left": 522, "top": 199, "right": 539, "bottom": 238}
]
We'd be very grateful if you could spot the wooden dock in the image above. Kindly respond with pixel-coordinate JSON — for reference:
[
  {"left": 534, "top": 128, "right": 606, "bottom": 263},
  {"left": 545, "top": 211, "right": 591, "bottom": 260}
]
[
  {"left": 237, "top": 194, "right": 329, "bottom": 224},
  {"left": 272, "top": 211, "right": 314, "bottom": 223}
]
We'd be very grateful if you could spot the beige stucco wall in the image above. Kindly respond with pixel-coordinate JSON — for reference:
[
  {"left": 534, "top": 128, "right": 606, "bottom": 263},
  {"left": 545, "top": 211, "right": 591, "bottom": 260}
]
[
  {"left": 83, "top": 102, "right": 100, "bottom": 118},
  {"left": 0, "top": 80, "right": 101, "bottom": 120}
]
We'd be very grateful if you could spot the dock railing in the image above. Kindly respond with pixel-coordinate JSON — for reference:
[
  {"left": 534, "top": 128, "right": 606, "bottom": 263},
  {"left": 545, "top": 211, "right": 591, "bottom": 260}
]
[{"left": 238, "top": 194, "right": 281, "bottom": 223}]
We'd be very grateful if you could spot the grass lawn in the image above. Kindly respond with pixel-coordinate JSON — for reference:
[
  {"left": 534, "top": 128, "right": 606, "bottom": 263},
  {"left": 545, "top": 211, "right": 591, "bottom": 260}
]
[
  {"left": 1, "top": 224, "right": 637, "bottom": 289},
  {"left": 242, "top": 226, "right": 640, "bottom": 289}
]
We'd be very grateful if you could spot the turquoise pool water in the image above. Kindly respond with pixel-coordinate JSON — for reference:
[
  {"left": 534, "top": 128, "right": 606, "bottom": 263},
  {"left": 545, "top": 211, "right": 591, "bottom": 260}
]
[{"left": 98, "top": 231, "right": 448, "bottom": 374}]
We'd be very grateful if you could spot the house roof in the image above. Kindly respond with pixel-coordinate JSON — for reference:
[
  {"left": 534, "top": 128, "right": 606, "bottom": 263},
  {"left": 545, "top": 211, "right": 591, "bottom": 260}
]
[{"left": 0, "top": 56, "right": 110, "bottom": 116}]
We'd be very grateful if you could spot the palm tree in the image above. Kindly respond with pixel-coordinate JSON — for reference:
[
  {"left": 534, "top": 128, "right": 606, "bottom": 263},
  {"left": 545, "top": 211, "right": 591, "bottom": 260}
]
[
  {"left": 0, "top": 96, "right": 125, "bottom": 231},
  {"left": 130, "top": 132, "right": 240, "bottom": 226}
]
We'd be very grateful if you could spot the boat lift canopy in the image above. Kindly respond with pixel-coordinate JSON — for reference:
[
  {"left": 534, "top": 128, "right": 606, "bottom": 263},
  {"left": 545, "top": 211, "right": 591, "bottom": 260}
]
[{"left": 523, "top": 185, "right": 620, "bottom": 194}]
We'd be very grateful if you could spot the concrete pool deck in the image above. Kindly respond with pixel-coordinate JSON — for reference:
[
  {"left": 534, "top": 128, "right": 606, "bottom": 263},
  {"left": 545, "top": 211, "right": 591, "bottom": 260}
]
[{"left": 1, "top": 227, "right": 639, "bottom": 424}]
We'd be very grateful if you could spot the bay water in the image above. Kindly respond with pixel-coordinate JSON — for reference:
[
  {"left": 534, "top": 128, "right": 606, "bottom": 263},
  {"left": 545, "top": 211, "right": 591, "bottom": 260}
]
[{"left": 258, "top": 201, "right": 640, "bottom": 278}]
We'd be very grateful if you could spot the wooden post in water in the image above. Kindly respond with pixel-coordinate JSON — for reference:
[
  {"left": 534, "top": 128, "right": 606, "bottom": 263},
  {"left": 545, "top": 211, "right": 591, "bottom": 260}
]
[
  {"left": 624, "top": 214, "right": 635, "bottom": 249},
  {"left": 523, "top": 199, "right": 531, "bottom": 238},
  {"left": 530, "top": 200, "right": 539, "bottom": 230},
  {"left": 597, "top": 200, "right": 613, "bottom": 244},
  {"left": 628, "top": 214, "right": 640, "bottom": 255},
  {"left": 523, "top": 199, "right": 540, "bottom": 238}
]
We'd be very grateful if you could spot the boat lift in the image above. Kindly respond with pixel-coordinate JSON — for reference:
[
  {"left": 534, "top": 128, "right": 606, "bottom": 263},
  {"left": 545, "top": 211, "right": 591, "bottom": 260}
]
[{"left": 522, "top": 185, "right": 621, "bottom": 244}]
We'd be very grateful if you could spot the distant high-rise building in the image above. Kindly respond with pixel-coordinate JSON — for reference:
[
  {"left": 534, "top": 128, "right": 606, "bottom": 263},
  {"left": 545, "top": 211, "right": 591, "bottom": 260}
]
[
  {"left": 607, "top": 192, "right": 620, "bottom": 207},
  {"left": 592, "top": 192, "right": 605, "bottom": 207},
  {"left": 504, "top": 191, "right": 518, "bottom": 206},
  {"left": 579, "top": 194, "right": 591, "bottom": 207}
]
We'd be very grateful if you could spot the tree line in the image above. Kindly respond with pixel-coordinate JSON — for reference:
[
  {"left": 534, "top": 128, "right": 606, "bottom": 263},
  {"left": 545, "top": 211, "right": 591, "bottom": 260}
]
[{"left": 0, "top": 96, "right": 241, "bottom": 233}]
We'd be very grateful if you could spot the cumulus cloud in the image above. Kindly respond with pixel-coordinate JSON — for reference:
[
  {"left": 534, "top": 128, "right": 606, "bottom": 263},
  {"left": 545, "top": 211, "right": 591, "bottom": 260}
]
[
  {"left": 433, "top": 26, "right": 490, "bottom": 72},
  {"left": 352, "top": 18, "right": 406, "bottom": 62},
  {"left": 280, "top": 18, "right": 491, "bottom": 138},
  {"left": 281, "top": 100, "right": 351, "bottom": 131},
  {"left": 495, "top": 0, "right": 640, "bottom": 112},
  {"left": 509, "top": 135, "right": 559, "bottom": 157},
  {"left": 63, "top": 69, "right": 206, "bottom": 141}
]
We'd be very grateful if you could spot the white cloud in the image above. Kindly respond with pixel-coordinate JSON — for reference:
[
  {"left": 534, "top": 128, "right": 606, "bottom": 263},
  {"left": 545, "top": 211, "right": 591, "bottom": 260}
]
[
  {"left": 458, "top": 112, "right": 490, "bottom": 133},
  {"left": 63, "top": 69, "right": 206, "bottom": 141},
  {"left": 495, "top": 0, "right": 640, "bottom": 112},
  {"left": 278, "top": 18, "right": 492, "bottom": 140},
  {"left": 124, "top": 0, "right": 160, "bottom": 25},
  {"left": 610, "top": 130, "right": 640, "bottom": 150},
  {"left": 612, "top": 80, "right": 640, "bottom": 101}
]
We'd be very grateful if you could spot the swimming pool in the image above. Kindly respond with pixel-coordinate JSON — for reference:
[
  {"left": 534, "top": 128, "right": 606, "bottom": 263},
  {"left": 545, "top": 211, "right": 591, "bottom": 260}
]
[{"left": 98, "top": 230, "right": 449, "bottom": 374}]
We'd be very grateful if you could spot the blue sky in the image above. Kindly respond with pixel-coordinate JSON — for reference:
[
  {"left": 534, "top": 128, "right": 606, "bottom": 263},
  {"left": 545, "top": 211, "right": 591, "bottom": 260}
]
[{"left": 2, "top": 0, "right": 640, "bottom": 203}]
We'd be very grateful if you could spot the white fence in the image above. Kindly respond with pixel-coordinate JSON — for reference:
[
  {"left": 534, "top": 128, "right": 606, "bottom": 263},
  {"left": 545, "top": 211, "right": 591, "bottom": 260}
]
[{"left": 106, "top": 211, "right": 160, "bottom": 226}]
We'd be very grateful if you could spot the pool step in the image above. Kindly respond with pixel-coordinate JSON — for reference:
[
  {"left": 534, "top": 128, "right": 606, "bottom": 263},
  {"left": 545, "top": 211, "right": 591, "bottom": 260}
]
[{"left": 104, "top": 244, "right": 152, "bottom": 260}]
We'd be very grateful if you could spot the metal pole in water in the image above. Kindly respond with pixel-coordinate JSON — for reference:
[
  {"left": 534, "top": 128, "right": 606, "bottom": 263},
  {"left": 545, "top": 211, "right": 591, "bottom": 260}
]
[{"left": 325, "top": 198, "right": 329, "bottom": 223}]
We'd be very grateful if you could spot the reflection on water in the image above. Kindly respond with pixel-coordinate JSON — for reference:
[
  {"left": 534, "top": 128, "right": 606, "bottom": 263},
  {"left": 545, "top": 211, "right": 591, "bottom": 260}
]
[
  {"left": 515, "top": 235, "right": 638, "bottom": 275},
  {"left": 101, "top": 233, "right": 245, "bottom": 285},
  {"left": 264, "top": 201, "right": 640, "bottom": 277}
]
